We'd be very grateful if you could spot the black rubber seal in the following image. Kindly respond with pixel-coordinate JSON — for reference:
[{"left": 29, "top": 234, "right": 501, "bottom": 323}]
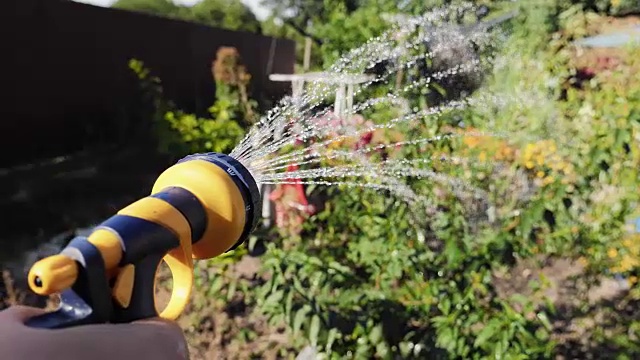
[
  {"left": 177, "top": 152, "right": 261, "bottom": 251},
  {"left": 151, "top": 186, "right": 207, "bottom": 243}
]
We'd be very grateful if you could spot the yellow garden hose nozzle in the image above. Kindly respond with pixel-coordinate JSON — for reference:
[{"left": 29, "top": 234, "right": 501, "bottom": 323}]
[{"left": 25, "top": 152, "right": 261, "bottom": 329}]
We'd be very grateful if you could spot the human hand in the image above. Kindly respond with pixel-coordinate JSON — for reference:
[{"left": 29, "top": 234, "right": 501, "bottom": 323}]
[{"left": 0, "top": 306, "right": 189, "bottom": 360}]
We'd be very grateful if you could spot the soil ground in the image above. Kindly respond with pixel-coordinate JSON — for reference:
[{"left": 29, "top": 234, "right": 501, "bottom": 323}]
[{"left": 493, "top": 256, "right": 637, "bottom": 359}]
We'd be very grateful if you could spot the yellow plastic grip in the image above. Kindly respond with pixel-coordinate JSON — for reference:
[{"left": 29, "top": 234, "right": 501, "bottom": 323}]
[
  {"left": 116, "top": 196, "right": 194, "bottom": 320},
  {"left": 28, "top": 230, "right": 123, "bottom": 296},
  {"left": 152, "top": 159, "right": 247, "bottom": 260},
  {"left": 28, "top": 255, "right": 78, "bottom": 296}
]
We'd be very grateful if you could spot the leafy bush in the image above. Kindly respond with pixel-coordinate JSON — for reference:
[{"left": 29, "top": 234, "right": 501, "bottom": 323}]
[
  {"left": 592, "top": 0, "right": 640, "bottom": 15},
  {"left": 128, "top": 46, "right": 258, "bottom": 158},
  {"left": 112, "top": 0, "right": 262, "bottom": 33}
]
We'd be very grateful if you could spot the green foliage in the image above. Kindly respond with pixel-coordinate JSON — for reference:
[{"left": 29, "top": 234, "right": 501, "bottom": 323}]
[
  {"left": 589, "top": 0, "right": 640, "bottom": 15},
  {"left": 112, "top": 0, "right": 187, "bottom": 18},
  {"left": 112, "top": 0, "right": 261, "bottom": 32},
  {"left": 260, "top": 0, "right": 515, "bottom": 69},
  {"left": 204, "top": 0, "right": 640, "bottom": 358},
  {"left": 128, "top": 58, "right": 246, "bottom": 158},
  {"left": 313, "top": 0, "right": 396, "bottom": 66},
  {"left": 161, "top": 107, "right": 245, "bottom": 155},
  {"left": 189, "top": 0, "right": 262, "bottom": 32},
  {"left": 250, "top": 181, "right": 557, "bottom": 358}
]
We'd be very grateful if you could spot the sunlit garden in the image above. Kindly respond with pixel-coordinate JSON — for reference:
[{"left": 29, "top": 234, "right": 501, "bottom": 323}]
[{"left": 3, "top": 0, "right": 640, "bottom": 359}]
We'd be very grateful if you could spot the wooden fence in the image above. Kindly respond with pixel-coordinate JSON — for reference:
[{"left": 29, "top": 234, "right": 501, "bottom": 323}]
[{"left": 0, "top": 0, "right": 295, "bottom": 167}]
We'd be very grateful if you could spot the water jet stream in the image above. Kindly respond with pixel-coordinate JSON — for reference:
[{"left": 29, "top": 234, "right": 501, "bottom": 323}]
[{"left": 228, "top": 3, "right": 516, "bottom": 218}]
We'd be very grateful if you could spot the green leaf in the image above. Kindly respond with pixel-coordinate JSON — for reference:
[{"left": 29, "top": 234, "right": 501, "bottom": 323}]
[
  {"left": 285, "top": 291, "right": 293, "bottom": 319},
  {"left": 226, "top": 279, "right": 237, "bottom": 301},
  {"left": 326, "top": 328, "right": 339, "bottom": 353},
  {"left": 474, "top": 320, "right": 500, "bottom": 348},
  {"left": 309, "top": 314, "right": 321, "bottom": 347},
  {"left": 445, "top": 239, "right": 463, "bottom": 267},
  {"left": 293, "top": 306, "right": 310, "bottom": 334},
  {"left": 437, "top": 326, "right": 455, "bottom": 352},
  {"left": 536, "top": 312, "right": 553, "bottom": 331},
  {"left": 369, "top": 324, "right": 382, "bottom": 344}
]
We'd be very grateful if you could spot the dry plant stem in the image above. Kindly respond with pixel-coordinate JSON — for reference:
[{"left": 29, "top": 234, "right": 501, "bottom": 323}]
[
  {"left": 2, "top": 270, "right": 21, "bottom": 306},
  {"left": 238, "top": 77, "right": 255, "bottom": 123},
  {"left": 2, "top": 270, "right": 60, "bottom": 310}
]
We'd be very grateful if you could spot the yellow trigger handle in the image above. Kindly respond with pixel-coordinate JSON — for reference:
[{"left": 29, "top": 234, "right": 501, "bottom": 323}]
[
  {"left": 116, "top": 196, "right": 194, "bottom": 320},
  {"left": 25, "top": 152, "right": 261, "bottom": 329}
]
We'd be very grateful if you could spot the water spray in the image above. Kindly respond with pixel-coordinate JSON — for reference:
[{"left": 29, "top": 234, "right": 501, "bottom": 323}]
[{"left": 25, "top": 153, "right": 261, "bottom": 329}]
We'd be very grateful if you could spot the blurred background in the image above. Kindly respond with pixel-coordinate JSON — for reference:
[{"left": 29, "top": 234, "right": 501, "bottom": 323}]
[{"left": 1, "top": 0, "right": 640, "bottom": 359}]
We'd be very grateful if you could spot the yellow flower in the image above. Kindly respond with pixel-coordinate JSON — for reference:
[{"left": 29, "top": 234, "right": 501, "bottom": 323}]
[
  {"left": 608, "top": 248, "right": 618, "bottom": 259},
  {"left": 577, "top": 256, "right": 588, "bottom": 267},
  {"left": 525, "top": 161, "right": 535, "bottom": 169},
  {"left": 499, "top": 145, "right": 515, "bottom": 160},
  {"left": 464, "top": 136, "right": 481, "bottom": 148},
  {"left": 478, "top": 151, "right": 487, "bottom": 162},
  {"left": 525, "top": 143, "right": 535, "bottom": 154},
  {"left": 616, "top": 255, "right": 639, "bottom": 272},
  {"left": 536, "top": 171, "right": 545, "bottom": 178},
  {"left": 551, "top": 162, "right": 563, "bottom": 172},
  {"left": 629, "top": 276, "right": 638, "bottom": 285},
  {"left": 327, "top": 139, "right": 343, "bottom": 149}
]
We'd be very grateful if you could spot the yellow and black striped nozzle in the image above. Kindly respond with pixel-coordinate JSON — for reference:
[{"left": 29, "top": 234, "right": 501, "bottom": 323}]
[{"left": 26, "top": 152, "right": 261, "bottom": 329}]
